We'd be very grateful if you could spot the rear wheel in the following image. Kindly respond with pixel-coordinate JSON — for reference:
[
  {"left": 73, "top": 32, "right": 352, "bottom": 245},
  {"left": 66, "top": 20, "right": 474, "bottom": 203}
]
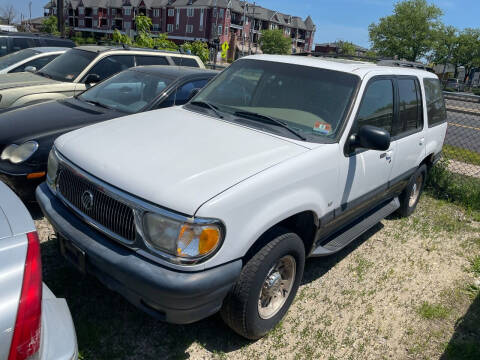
[
  {"left": 398, "top": 164, "right": 427, "bottom": 217},
  {"left": 220, "top": 229, "right": 305, "bottom": 340}
]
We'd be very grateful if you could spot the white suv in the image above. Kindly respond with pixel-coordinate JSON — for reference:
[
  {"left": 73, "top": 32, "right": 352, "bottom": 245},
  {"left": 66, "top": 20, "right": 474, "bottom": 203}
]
[{"left": 36, "top": 55, "right": 447, "bottom": 339}]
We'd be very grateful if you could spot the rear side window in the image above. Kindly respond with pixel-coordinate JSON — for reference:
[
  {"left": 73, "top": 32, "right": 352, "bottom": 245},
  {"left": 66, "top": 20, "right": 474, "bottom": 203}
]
[
  {"left": 135, "top": 55, "right": 169, "bottom": 66},
  {"left": 85, "top": 55, "right": 135, "bottom": 82},
  {"left": 171, "top": 57, "right": 200, "bottom": 68},
  {"left": 10, "top": 54, "right": 58, "bottom": 73},
  {"left": 423, "top": 78, "right": 447, "bottom": 127},
  {"left": 12, "top": 37, "right": 35, "bottom": 52},
  {"left": 159, "top": 79, "right": 210, "bottom": 108},
  {"left": 354, "top": 79, "right": 394, "bottom": 133},
  {"left": 394, "top": 78, "right": 423, "bottom": 135}
]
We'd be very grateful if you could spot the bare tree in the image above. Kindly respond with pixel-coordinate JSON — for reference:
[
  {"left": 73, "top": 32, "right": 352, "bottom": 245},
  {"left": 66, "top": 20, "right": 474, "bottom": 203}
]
[{"left": 1, "top": 4, "right": 17, "bottom": 25}]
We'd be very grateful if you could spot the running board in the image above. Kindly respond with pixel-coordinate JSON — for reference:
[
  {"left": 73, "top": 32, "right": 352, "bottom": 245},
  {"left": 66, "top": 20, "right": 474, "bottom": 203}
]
[{"left": 311, "top": 197, "right": 400, "bottom": 257}]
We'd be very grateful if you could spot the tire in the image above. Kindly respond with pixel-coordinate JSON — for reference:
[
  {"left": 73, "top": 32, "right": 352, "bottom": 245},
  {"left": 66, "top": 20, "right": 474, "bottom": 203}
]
[
  {"left": 397, "top": 164, "right": 427, "bottom": 217},
  {"left": 220, "top": 228, "right": 305, "bottom": 340}
]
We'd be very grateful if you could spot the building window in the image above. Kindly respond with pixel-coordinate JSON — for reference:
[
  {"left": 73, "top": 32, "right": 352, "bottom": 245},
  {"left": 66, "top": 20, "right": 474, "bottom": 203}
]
[
  {"left": 168, "top": 8, "right": 174, "bottom": 16},
  {"left": 153, "top": 23, "right": 159, "bottom": 31},
  {"left": 153, "top": 9, "right": 160, "bottom": 17},
  {"left": 167, "top": 23, "right": 173, "bottom": 32},
  {"left": 186, "top": 24, "right": 193, "bottom": 33},
  {"left": 187, "top": 8, "right": 194, "bottom": 17},
  {"left": 200, "top": 8, "right": 204, "bottom": 31},
  {"left": 93, "top": 8, "right": 98, "bottom": 15},
  {"left": 79, "top": 19, "right": 84, "bottom": 26},
  {"left": 124, "top": 21, "right": 131, "bottom": 29},
  {"left": 218, "top": 25, "right": 223, "bottom": 36},
  {"left": 176, "top": 10, "right": 180, "bottom": 29},
  {"left": 306, "top": 32, "right": 310, "bottom": 39},
  {"left": 219, "top": 9, "right": 224, "bottom": 18},
  {"left": 124, "top": 8, "right": 131, "bottom": 16},
  {"left": 93, "top": 19, "right": 98, "bottom": 27},
  {"left": 213, "top": 8, "right": 217, "bottom": 17},
  {"left": 224, "top": 26, "right": 228, "bottom": 36},
  {"left": 79, "top": 7, "right": 84, "bottom": 15},
  {"left": 111, "top": 8, "right": 116, "bottom": 16}
]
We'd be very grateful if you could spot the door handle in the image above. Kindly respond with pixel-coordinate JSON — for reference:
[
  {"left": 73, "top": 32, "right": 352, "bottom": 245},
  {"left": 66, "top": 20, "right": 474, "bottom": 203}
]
[
  {"left": 419, "top": 137, "right": 425, "bottom": 146},
  {"left": 386, "top": 150, "right": 393, "bottom": 162}
]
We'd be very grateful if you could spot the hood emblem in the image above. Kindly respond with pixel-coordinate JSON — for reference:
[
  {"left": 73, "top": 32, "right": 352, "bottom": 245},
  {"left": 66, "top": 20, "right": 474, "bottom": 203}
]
[{"left": 81, "top": 190, "right": 94, "bottom": 211}]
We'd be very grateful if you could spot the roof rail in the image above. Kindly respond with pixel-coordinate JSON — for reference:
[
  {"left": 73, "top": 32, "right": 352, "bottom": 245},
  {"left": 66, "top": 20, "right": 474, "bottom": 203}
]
[{"left": 377, "top": 59, "right": 431, "bottom": 71}]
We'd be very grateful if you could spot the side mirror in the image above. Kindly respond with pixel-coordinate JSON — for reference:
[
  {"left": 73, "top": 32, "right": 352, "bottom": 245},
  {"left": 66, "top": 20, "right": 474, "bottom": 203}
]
[
  {"left": 349, "top": 125, "right": 391, "bottom": 152},
  {"left": 25, "top": 66, "right": 37, "bottom": 73},
  {"left": 187, "top": 88, "right": 201, "bottom": 101},
  {"left": 84, "top": 73, "right": 100, "bottom": 85}
]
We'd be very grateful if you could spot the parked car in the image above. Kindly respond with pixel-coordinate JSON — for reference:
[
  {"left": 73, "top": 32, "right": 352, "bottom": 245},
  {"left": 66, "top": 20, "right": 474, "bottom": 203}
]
[
  {"left": 0, "top": 180, "right": 77, "bottom": 359},
  {"left": 446, "top": 78, "right": 465, "bottom": 92},
  {"left": 0, "top": 66, "right": 216, "bottom": 198},
  {"left": 0, "top": 47, "right": 67, "bottom": 74},
  {"left": 36, "top": 56, "right": 447, "bottom": 339},
  {"left": 0, "top": 31, "right": 74, "bottom": 57},
  {"left": 0, "top": 46, "right": 205, "bottom": 110}
]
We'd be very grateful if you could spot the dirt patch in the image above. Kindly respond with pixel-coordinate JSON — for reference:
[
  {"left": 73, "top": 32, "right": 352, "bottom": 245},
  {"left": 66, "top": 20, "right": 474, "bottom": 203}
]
[{"left": 33, "top": 195, "right": 480, "bottom": 360}]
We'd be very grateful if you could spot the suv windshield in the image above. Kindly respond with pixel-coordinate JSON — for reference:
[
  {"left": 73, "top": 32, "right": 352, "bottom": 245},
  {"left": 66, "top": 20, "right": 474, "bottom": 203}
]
[
  {"left": 193, "top": 59, "right": 359, "bottom": 140},
  {"left": 79, "top": 69, "right": 173, "bottom": 113},
  {"left": 0, "top": 49, "right": 40, "bottom": 70},
  {"left": 37, "top": 48, "right": 97, "bottom": 82}
]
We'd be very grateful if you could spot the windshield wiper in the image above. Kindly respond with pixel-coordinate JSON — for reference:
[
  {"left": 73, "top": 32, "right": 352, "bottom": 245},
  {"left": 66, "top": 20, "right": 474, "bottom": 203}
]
[
  {"left": 233, "top": 111, "right": 307, "bottom": 141},
  {"left": 190, "top": 101, "right": 224, "bottom": 119},
  {"left": 83, "top": 99, "right": 111, "bottom": 110}
]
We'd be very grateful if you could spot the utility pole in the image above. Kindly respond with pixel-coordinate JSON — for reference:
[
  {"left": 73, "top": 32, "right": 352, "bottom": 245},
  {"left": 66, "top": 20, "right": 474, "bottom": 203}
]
[
  {"left": 242, "top": 1, "right": 247, "bottom": 57},
  {"left": 248, "top": 2, "right": 255, "bottom": 55},
  {"left": 57, "top": 0, "right": 64, "bottom": 36},
  {"left": 213, "top": 0, "right": 219, "bottom": 69}
]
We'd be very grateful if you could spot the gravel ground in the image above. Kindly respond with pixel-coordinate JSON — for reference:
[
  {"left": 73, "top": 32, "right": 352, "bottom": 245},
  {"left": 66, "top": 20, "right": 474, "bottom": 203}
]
[{"left": 31, "top": 195, "right": 480, "bottom": 360}]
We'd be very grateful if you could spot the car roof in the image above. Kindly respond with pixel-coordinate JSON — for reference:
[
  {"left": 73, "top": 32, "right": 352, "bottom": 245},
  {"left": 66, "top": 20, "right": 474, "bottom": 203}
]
[
  {"left": 131, "top": 65, "right": 217, "bottom": 78},
  {"left": 243, "top": 54, "right": 437, "bottom": 79},
  {"left": 75, "top": 45, "right": 200, "bottom": 58},
  {"left": 30, "top": 47, "right": 69, "bottom": 53}
]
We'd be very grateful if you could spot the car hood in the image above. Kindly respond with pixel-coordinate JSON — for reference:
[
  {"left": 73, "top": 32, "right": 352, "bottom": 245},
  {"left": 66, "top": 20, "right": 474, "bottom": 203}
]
[
  {"left": 0, "top": 72, "right": 58, "bottom": 90},
  {"left": 0, "top": 98, "right": 123, "bottom": 145},
  {"left": 55, "top": 107, "right": 309, "bottom": 215}
]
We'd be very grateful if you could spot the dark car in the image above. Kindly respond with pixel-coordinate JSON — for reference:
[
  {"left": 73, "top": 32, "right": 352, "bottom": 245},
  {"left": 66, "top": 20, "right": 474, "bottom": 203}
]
[
  {"left": 0, "top": 66, "right": 217, "bottom": 198},
  {"left": 0, "top": 31, "right": 74, "bottom": 57}
]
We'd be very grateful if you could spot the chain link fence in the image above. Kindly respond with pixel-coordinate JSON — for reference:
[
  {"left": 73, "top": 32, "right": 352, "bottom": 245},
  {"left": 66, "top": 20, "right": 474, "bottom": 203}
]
[{"left": 428, "top": 92, "right": 480, "bottom": 210}]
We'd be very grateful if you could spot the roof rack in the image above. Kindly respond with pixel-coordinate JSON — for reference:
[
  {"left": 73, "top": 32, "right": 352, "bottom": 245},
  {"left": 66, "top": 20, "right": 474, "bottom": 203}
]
[{"left": 293, "top": 52, "right": 434, "bottom": 72}]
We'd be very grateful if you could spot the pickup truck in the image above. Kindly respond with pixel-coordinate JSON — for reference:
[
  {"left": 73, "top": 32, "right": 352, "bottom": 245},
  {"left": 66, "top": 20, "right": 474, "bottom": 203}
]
[{"left": 37, "top": 55, "right": 447, "bottom": 339}]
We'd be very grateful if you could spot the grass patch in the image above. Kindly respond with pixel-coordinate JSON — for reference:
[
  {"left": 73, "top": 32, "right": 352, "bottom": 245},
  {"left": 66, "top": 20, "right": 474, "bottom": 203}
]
[
  {"left": 427, "top": 161, "right": 480, "bottom": 211},
  {"left": 418, "top": 302, "right": 450, "bottom": 320},
  {"left": 443, "top": 145, "right": 480, "bottom": 166},
  {"left": 349, "top": 255, "right": 373, "bottom": 281},
  {"left": 471, "top": 256, "right": 480, "bottom": 276}
]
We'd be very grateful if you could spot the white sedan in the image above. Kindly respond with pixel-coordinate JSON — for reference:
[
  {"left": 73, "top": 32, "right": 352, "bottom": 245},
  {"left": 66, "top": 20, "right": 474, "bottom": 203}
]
[
  {"left": 0, "top": 181, "right": 77, "bottom": 359},
  {"left": 0, "top": 47, "right": 67, "bottom": 74}
]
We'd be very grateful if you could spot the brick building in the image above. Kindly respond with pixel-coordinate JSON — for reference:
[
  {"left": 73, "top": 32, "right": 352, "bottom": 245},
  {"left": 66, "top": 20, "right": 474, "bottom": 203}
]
[{"left": 44, "top": 0, "right": 315, "bottom": 54}]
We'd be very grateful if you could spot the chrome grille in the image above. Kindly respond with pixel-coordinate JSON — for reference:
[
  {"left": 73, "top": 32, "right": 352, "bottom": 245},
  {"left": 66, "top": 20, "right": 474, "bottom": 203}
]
[{"left": 57, "top": 165, "right": 136, "bottom": 242}]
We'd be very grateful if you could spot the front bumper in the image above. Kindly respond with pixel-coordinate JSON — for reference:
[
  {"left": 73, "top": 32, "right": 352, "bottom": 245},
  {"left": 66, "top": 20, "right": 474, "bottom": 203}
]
[
  {"left": 40, "top": 284, "right": 78, "bottom": 360},
  {"left": 36, "top": 183, "right": 242, "bottom": 324}
]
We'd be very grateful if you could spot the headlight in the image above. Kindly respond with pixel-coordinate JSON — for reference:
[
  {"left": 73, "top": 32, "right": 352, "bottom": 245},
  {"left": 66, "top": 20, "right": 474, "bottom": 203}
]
[
  {"left": 1, "top": 144, "right": 18, "bottom": 161},
  {"left": 143, "top": 212, "right": 224, "bottom": 264},
  {"left": 1, "top": 141, "right": 38, "bottom": 164},
  {"left": 46, "top": 148, "right": 59, "bottom": 190}
]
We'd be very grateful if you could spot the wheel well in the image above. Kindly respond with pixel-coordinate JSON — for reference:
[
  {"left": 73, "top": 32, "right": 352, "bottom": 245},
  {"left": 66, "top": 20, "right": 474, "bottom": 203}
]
[
  {"left": 243, "top": 211, "right": 318, "bottom": 264},
  {"left": 421, "top": 153, "right": 435, "bottom": 169}
]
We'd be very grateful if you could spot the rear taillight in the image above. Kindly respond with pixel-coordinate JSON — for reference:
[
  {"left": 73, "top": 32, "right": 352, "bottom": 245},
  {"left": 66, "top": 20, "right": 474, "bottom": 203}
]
[{"left": 8, "top": 231, "right": 42, "bottom": 360}]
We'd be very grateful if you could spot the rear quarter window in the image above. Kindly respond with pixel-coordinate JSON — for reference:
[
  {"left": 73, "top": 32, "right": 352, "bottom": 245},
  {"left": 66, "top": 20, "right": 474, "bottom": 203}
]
[
  {"left": 423, "top": 78, "right": 447, "bottom": 127},
  {"left": 171, "top": 57, "right": 200, "bottom": 68}
]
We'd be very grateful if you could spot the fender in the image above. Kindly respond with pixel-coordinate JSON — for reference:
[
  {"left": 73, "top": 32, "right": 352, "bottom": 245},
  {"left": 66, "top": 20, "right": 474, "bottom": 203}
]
[
  {"left": 10, "top": 92, "right": 73, "bottom": 108},
  {"left": 196, "top": 144, "right": 341, "bottom": 269}
]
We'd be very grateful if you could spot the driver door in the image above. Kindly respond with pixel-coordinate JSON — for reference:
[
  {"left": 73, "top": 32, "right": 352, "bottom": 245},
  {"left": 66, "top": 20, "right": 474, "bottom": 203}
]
[{"left": 336, "top": 77, "right": 397, "bottom": 223}]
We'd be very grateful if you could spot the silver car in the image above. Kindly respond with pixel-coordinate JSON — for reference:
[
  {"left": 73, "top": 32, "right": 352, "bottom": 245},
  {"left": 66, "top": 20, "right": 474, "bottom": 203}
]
[
  {"left": 0, "top": 47, "right": 68, "bottom": 75},
  {"left": 0, "top": 181, "right": 77, "bottom": 360}
]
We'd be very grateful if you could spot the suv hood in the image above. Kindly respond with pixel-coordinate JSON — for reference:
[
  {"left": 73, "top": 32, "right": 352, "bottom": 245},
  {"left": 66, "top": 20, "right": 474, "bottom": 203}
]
[
  {"left": 0, "top": 72, "right": 58, "bottom": 91},
  {"left": 55, "top": 107, "right": 308, "bottom": 215}
]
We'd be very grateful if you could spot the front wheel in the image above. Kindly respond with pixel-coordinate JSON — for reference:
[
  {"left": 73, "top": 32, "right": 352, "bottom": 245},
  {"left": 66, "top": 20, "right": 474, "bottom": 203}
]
[
  {"left": 397, "top": 164, "right": 427, "bottom": 217},
  {"left": 220, "top": 229, "right": 305, "bottom": 340}
]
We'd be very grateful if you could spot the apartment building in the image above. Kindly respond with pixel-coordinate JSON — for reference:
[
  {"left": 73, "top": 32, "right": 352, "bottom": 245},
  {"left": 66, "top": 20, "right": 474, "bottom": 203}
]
[{"left": 44, "top": 0, "right": 316, "bottom": 54}]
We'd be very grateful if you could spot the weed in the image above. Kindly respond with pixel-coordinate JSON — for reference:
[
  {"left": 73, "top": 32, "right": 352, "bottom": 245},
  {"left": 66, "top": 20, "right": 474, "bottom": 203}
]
[
  {"left": 417, "top": 301, "right": 450, "bottom": 320},
  {"left": 470, "top": 256, "right": 480, "bottom": 276}
]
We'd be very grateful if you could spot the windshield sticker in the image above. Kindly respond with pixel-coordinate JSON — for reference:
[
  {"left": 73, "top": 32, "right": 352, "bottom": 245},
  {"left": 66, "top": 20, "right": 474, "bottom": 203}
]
[{"left": 313, "top": 121, "right": 332, "bottom": 135}]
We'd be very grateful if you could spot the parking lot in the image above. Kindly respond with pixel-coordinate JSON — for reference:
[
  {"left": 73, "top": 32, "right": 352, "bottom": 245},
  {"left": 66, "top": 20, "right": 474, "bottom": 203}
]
[{"left": 31, "top": 195, "right": 480, "bottom": 360}]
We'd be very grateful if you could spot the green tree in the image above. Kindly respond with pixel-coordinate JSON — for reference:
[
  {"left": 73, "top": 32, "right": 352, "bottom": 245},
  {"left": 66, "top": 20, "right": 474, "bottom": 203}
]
[
  {"left": 338, "top": 40, "right": 356, "bottom": 55},
  {"left": 153, "top": 33, "right": 178, "bottom": 51},
  {"left": 452, "top": 28, "right": 480, "bottom": 80},
  {"left": 369, "top": 0, "right": 443, "bottom": 61},
  {"left": 182, "top": 41, "right": 209, "bottom": 63},
  {"left": 41, "top": 16, "right": 59, "bottom": 35},
  {"left": 112, "top": 29, "right": 132, "bottom": 45},
  {"left": 260, "top": 29, "right": 291, "bottom": 55},
  {"left": 134, "top": 15, "right": 154, "bottom": 48}
]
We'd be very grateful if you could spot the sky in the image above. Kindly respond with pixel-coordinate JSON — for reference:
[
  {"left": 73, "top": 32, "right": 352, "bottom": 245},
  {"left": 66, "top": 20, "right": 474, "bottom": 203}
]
[{"left": 6, "top": 0, "right": 480, "bottom": 48}]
